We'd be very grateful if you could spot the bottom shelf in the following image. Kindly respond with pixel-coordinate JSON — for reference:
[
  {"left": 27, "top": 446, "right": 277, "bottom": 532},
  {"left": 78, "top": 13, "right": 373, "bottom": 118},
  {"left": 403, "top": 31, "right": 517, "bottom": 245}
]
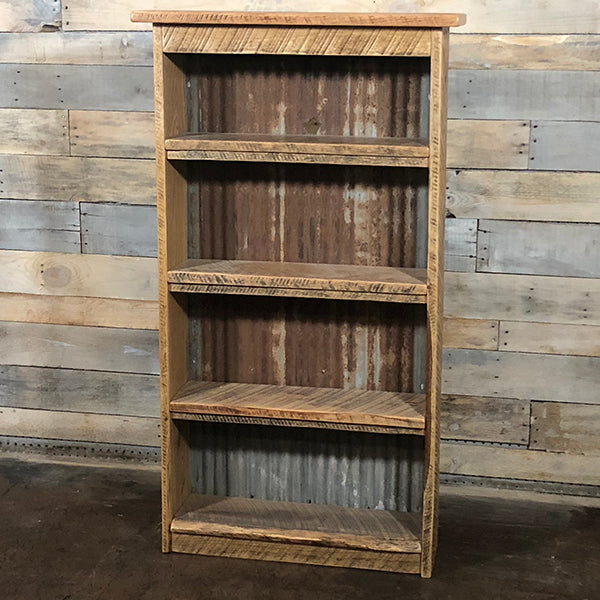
[{"left": 171, "top": 494, "right": 422, "bottom": 573}]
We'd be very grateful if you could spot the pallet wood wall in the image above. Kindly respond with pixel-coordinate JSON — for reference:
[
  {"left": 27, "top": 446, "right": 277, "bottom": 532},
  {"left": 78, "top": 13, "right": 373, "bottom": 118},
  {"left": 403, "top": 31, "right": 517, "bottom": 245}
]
[{"left": 0, "top": 1, "right": 598, "bottom": 490}]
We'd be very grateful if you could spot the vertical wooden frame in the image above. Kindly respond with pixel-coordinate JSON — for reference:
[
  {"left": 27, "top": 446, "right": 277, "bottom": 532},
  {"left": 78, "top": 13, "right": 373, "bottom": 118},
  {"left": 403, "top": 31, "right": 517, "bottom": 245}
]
[
  {"left": 421, "top": 27, "right": 449, "bottom": 578},
  {"left": 153, "top": 25, "right": 190, "bottom": 552}
]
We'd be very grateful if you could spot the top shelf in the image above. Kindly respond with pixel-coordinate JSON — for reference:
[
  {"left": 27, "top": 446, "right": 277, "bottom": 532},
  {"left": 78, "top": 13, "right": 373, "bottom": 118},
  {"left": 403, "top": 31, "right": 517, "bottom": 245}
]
[{"left": 131, "top": 11, "right": 467, "bottom": 28}]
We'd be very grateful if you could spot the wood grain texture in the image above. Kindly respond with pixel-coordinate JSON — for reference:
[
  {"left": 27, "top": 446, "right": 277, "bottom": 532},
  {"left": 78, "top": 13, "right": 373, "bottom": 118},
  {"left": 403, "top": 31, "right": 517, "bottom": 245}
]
[
  {"left": 529, "top": 121, "right": 600, "bottom": 172},
  {"left": 0, "top": 199, "right": 80, "bottom": 253},
  {"left": 0, "top": 321, "right": 159, "bottom": 374},
  {"left": 0, "top": 109, "right": 68, "bottom": 154},
  {"left": 169, "top": 260, "right": 427, "bottom": 299},
  {"left": 0, "top": 407, "right": 160, "bottom": 447},
  {"left": 440, "top": 442, "right": 600, "bottom": 486},
  {"left": 0, "top": 365, "right": 159, "bottom": 417},
  {"left": 531, "top": 402, "right": 600, "bottom": 456},
  {"left": 447, "top": 119, "right": 529, "bottom": 169},
  {"left": 449, "top": 34, "right": 600, "bottom": 71},
  {"left": 163, "top": 25, "right": 432, "bottom": 56},
  {"left": 441, "top": 395, "right": 529, "bottom": 444},
  {"left": 0, "top": 64, "right": 153, "bottom": 111},
  {"left": 0, "top": 250, "right": 158, "bottom": 301},
  {"left": 444, "top": 218, "right": 476, "bottom": 272},
  {"left": 477, "top": 220, "right": 600, "bottom": 278},
  {"left": 173, "top": 494, "right": 422, "bottom": 552},
  {"left": 70, "top": 110, "right": 155, "bottom": 158},
  {"left": 443, "top": 318, "right": 498, "bottom": 350},
  {"left": 421, "top": 27, "right": 448, "bottom": 579},
  {"left": 0, "top": 0, "right": 60, "bottom": 32},
  {"left": 171, "top": 532, "right": 420, "bottom": 573},
  {"left": 499, "top": 321, "right": 600, "bottom": 357},
  {"left": 0, "top": 293, "right": 158, "bottom": 329},
  {"left": 443, "top": 349, "right": 600, "bottom": 404},
  {"left": 0, "top": 155, "right": 155, "bottom": 204},
  {"left": 449, "top": 70, "right": 600, "bottom": 120},
  {"left": 171, "top": 380, "right": 425, "bottom": 431},
  {"left": 447, "top": 170, "right": 600, "bottom": 222},
  {"left": 0, "top": 32, "right": 153, "bottom": 65},
  {"left": 445, "top": 272, "right": 600, "bottom": 326},
  {"left": 81, "top": 203, "right": 157, "bottom": 257}
]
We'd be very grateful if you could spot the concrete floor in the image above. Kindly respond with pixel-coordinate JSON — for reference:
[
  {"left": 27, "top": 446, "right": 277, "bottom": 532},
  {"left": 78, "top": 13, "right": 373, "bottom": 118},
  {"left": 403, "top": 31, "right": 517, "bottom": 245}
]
[{"left": 0, "top": 456, "right": 598, "bottom": 600}]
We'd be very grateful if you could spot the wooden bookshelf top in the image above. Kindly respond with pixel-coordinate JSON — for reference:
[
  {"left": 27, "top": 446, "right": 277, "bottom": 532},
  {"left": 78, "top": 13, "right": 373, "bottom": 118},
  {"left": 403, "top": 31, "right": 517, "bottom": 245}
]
[{"left": 131, "top": 11, "right": 466, "bottom": 28}]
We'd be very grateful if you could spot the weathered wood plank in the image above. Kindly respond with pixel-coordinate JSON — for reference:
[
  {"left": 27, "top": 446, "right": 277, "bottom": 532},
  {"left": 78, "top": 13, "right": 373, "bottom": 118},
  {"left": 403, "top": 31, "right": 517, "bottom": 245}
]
[
  {"left": 0, "top": 64, "right": 153, "bottom": 111},
  {"left": 70, "top": 110, "right": 155, "bottom": 158},
  {"left": 447, "top": 120, "right": 529, "bottom": 169},
  {"left": 0, "top": 155, "right": 155, "bottom": 204},
  {"left": 443, "top": 349, "right": 600, "bottom": 404},
  {"left": 81, "top": 203, "right": 157, "bottom": 257},
  {"left": 0, "top": 109, "right": 68, "bottom": 154},
  {"left": 0, "top": 0, "right": 60, "bottom": 32},
  {"left": 445, "top": 272, "right": 600, "bottom": 326},
  {"left": 477, "top": 220, "right": 600, "bottom": 278},
  {"left": 531, "top": 402, "right": 600, "bottom": 456},
  {"left": 529, "top": 121, "right": 600, "bottom": 172},
  {"left": 0, "top": 32, "right": 153, "bottom": 65},
  {"left": 447, "top": 170, "right": 600, "bottom": 222},
  {"left": 443, "top": 318, "right": 498, "bottom": 350},
  {"left": 0, "top": 293, "right": 158, "bottom": 330},
  {"left": 441, "top": 395, "right": 529, "bottom": 444},
  {"left": 0, "top": 250, "right": 158, "bottom": 300},
  {"left": 0, "top": 407, "right": 160, "bottom": 446},
  {"left": 444, "top": 218, "right": 476, "bottom": 272},
  {"left": 449, "top": 70, "right": 600, "bottom": 120},
  {"left": 441, "top": 442, "right": 600, "bottom": 486},
  {"left": 65, "top": 1, "right": 600, "bottom": 33},
  {"left": 0, "top": 199, "right": 80, "bottom": 253},
  {"left": 0, "top": 365, "right": 159, "bottom": 417},
  {"left": 499, "top": 321, "right": 600, "bottom": 357},
  {"left": 0, "top": 321, "right": 159, "bottom": 374},
  {"left": 450, "top": 34, "right": 600, "bottom": 71}
]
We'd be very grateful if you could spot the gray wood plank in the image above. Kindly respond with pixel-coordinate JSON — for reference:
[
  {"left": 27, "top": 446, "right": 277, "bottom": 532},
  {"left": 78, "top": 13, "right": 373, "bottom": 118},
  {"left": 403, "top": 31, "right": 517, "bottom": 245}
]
[
  {"left": 0, "top": 155, "right": 155, "bottom": 204},
  {"left": 0, "top": 199, "right": 80, "bottom": 253},
  {"left": 449, "top": 70, "right": 600, "bottom": 120},
  {"left": 478, "top": 220, "right": 600, "bottom": 278},
  {"left": 531, "top": 402, "right": 600, "bottom": 455},
  {"left": 0, "top": 109, "right": 68, "bottom": 154},
  {"left": 81, "top": 203, "right": 157, "bottom": 257},
  {"left": 447, "top": 169, "right": 600, "bottom": 222},
  {"left": 443, "top": 348, "right": 600, "bottom": 404},
  {"left": 529, "top": 121, "right": 600, "bottom": 172},
  {"left": 0, "top": 365, "right": 159, "bottom": 417},
  {"left": 0, "top": 64, "right": 153, "bottom": 111},
  {"left": 0, "top": 321, "right": 159, "bottom": 374},
  {"left": 441, "top": 395, "right": 529, "bottom": 444},
  {"left": 0, "top": 0, "right": 60, "bottom": 32},
  {"left": 0, "top": 32, "right": 153, "bottom": 65},
  {"left": 445, "top": 218, "right": 476, "bottom": 272},
  {"left": 445, "top": 272, "right": 600, "bottom": 326}
]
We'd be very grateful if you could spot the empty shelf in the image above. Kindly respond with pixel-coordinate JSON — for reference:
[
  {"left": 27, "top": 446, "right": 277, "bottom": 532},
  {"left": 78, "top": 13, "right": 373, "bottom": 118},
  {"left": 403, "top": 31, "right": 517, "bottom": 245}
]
[
  {"left": 168, "top": 260, "right": 428, "bottom": 303},
  {"left": 165, "top": 133, "right": 429, "bottom": 167},
  {"left": 171, "top": 494, "right": 422, "bottom": 572},
  {"left": 171, "top": 380, "right": 426, "bottom": 433}
]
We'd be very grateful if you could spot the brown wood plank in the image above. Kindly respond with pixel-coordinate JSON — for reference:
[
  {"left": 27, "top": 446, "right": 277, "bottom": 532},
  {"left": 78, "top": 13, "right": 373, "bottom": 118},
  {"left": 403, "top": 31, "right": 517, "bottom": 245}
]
[
  {"left": 0, "top": 109, "right": 68, "bottom": 155},
  {"left": 132, "top": 11, "right": 466, "bottom": 27},
  {"left": 163, "top": 25, "right": 431, "bottom": 56},
  {"left": 171, "top": 381, "right": 425, "bottom": 431},
  {"left": 171, "top": 532, "right": 420, "bottom": 573},
  {"left": 444, "top": 317, "right": 498, "bottom": 350},
  {"left": 168, "top": 260, "right": 427, "bottom": 300},
  {"left": 172, "top": 495, "right": 422, "bottom": 553}
]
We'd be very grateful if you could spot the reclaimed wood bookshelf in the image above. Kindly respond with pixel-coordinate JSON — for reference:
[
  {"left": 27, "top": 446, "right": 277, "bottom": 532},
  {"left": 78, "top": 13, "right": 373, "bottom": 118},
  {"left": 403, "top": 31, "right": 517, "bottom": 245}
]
[{"left": 133, "top": 10, "right": 465, "bottom": 577}]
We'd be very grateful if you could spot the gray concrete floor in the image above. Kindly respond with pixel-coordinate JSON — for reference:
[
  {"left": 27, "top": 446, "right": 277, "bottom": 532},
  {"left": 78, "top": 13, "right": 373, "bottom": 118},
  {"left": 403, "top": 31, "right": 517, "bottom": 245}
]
[{"left": 0, "top": 456, "right": 598, "bottom": 600}]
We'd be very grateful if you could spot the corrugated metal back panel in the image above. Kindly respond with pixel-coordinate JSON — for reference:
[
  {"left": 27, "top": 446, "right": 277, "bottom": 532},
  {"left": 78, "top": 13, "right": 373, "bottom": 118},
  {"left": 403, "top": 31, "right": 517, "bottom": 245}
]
[{"left": 190, "top": 422, "right": 424, "bottom": 512}]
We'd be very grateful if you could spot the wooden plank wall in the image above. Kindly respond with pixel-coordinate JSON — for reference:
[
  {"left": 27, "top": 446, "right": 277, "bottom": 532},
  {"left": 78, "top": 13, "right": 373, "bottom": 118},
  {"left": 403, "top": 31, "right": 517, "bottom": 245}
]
[{"left": 0, "top": 1, "right": 598, "bottom": 490}]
